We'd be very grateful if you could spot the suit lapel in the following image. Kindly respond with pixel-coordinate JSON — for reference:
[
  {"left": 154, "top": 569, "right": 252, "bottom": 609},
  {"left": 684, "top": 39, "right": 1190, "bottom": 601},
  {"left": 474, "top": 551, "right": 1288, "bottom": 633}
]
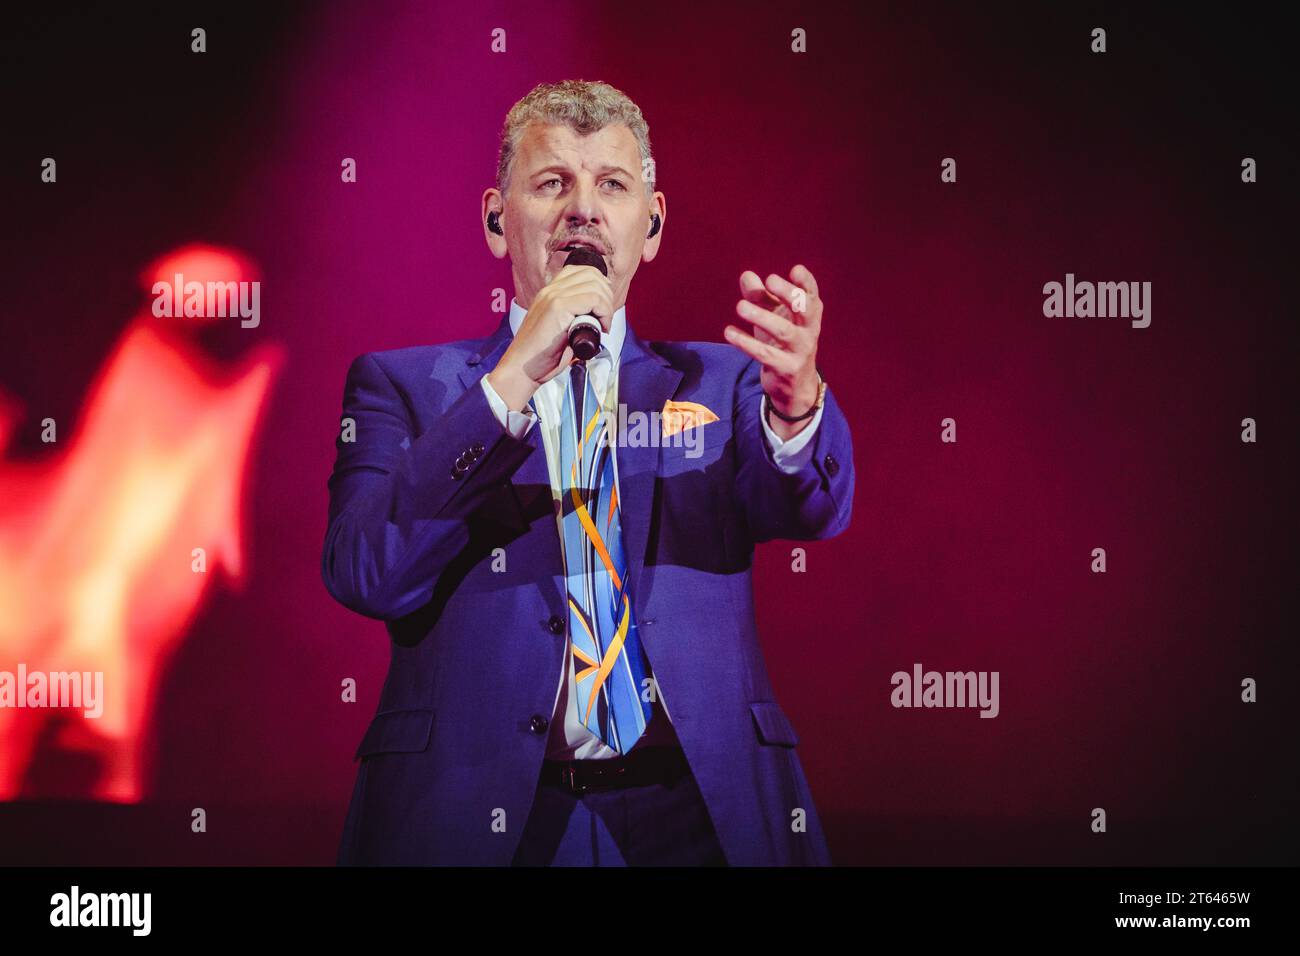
[
  {"left": 455, "top": 313, "right": 514, "bottom": 394},
  {"left": 615, "top": 322, "right": 683, "bottom": 609}
]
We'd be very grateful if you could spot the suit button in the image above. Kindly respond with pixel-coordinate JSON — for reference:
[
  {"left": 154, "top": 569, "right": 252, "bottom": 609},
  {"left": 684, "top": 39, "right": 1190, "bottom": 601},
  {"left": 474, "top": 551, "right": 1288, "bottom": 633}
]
[
  {"left": 450, "top": 458, "right": 470, "bottom": 479},
  {"left": 529, "top": 714, "right": 549, "bottom": 735},
  {"left": 823, "top": 453, "right": 839, "bottom": 476},
  {"left": 470, "top": 442, "right": 485, "bottom": 456},
  {"left": 547, "top": 614, "right": 565, "bottom": 635}
]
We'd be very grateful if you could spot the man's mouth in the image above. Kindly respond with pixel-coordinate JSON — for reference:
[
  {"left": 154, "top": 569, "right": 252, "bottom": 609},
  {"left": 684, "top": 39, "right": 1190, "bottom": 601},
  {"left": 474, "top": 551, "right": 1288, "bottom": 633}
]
[{"left": 556, "top": 238, "right": 605, "bottom": 255}]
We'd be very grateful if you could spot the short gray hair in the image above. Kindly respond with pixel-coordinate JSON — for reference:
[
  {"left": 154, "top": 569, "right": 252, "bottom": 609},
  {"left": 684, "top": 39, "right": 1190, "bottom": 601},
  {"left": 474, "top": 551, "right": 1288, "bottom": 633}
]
[{"left": 495, "top": 79, "right": 655, "bottom": 197}]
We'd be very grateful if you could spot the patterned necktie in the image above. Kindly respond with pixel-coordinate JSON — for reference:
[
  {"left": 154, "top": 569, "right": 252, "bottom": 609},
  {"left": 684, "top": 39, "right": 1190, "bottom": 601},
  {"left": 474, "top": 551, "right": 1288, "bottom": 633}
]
[{"left": 558, "top": 358, "right": 653, "bottom": 754}]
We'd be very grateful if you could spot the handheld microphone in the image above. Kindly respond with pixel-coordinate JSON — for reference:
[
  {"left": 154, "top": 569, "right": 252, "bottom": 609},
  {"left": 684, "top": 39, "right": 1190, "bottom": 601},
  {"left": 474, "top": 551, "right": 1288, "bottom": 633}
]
[{"left": 562, "top": 246, "right": 607, "bottom": 362}]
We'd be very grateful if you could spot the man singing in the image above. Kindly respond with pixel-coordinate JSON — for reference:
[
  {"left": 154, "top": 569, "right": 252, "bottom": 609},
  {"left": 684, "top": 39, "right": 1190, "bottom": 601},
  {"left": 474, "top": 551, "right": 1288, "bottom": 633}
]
[{"left": 322, "top": 79, "right": 854, "bottom": 865}]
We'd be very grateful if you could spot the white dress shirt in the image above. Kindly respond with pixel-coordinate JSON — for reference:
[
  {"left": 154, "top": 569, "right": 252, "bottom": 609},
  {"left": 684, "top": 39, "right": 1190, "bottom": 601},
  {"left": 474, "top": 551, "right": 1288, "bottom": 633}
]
[{"left": 480, "top": 298, "right": 824, "bottom": 759}]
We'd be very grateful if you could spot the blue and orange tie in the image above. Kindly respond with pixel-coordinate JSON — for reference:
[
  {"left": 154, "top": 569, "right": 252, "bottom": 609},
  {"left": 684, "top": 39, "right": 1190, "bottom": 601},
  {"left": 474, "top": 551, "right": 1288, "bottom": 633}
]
[{"left": 558, "top": 359, "right": 653, "bottom": 754}]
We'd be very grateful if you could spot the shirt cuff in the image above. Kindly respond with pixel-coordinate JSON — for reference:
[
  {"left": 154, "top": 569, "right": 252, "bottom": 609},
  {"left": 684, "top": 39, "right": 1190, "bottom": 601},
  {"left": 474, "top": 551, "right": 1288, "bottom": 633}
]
[
  {"left": 759, "top": 393, "right": 823, "bottom": 473},
  {"left": 480, "top": 374, "right": 538, "bottom": 440}
]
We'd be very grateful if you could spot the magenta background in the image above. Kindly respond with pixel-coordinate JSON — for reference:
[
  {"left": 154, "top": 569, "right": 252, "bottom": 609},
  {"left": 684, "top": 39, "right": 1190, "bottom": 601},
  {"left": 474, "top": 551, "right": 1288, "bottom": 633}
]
[{"left": 2, "top": 2, "right": 1295, "bottom": 864}]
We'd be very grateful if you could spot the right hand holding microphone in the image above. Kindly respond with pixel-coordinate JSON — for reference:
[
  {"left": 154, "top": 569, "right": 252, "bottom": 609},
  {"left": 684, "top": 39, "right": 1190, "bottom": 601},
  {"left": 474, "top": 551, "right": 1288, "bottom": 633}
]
[{"left": 487, "top": 263, "right": 614, "bottom": 412}]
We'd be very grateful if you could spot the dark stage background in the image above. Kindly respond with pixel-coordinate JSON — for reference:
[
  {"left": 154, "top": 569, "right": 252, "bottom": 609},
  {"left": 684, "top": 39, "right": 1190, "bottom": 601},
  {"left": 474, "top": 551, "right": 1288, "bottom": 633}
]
[{"left": 1, "top": 1, "right": 1295, "bottom": 864}]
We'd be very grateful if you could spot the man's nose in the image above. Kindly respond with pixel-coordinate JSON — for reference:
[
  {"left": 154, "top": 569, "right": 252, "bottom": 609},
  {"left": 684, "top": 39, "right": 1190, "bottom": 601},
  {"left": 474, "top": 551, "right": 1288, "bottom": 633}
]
[{"left": 562, "top": 179, "right": 602, "bottom": 227}]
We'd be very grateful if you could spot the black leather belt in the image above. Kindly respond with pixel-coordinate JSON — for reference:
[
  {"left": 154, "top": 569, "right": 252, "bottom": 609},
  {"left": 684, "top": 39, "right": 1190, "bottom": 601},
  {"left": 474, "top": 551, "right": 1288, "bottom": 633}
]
[{"left": 541, "top": 746, "right": 693, "bottom": 794}]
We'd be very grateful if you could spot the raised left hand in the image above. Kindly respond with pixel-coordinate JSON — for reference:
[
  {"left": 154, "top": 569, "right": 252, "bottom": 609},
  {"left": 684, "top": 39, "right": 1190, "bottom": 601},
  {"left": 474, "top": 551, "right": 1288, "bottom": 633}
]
[{"left": 724, "top": 264, "right": 822, "bottom": 440}]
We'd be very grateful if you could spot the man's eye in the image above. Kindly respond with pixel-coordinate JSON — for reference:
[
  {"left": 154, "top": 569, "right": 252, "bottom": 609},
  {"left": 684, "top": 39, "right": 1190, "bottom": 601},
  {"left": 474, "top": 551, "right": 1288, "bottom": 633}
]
[
  {"left": 604, "top": 180, "right": 626, "bottom": 191},
  {"left": 540, "top": 178, "right": 562, "bottom": 189}
]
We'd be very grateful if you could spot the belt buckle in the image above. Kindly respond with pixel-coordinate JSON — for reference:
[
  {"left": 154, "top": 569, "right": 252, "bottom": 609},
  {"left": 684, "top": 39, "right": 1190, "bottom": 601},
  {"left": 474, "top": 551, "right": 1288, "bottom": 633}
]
[
  {"left": 562, "top": 760, "right": 628, "bottom": 794},
  {"left": 561, "top": 763, "right": 587, "bottom": 795}
]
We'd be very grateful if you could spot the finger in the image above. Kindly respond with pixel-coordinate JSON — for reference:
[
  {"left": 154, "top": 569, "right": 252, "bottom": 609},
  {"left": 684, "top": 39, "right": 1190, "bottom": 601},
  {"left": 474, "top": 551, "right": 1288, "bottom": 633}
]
[
  {"left": 763, "top": 272, "right": 816, "bottom": 325},
  {"left": 555, "top": 264, "right": 597, "bottom": 282},
  {"left": 540, "top": 344, "right": 577, "bottom": 383},
  {"left": 556, "top": 303, "right": 609, "bottom": 334},
  {"left": 722, "top": 324, "right": 799, "bottom": 375},
  {"left": 736, "top": 298, "right": 802, "bottom": 349},
  {"left": 572, "top": 273, "right": 611, "bottom": 302},
  {"left": 571, "top": 307, "right": 611, "bottom": 333},
  {"left": 574, "top": 296, "right": 612, "bottom": 332},
  {"left": 598, "top": 294, "right": 616, "bottom": 332},
  {"left": 780, "top": 266, "right": 822, "bottom": 334},
  {"left": 740, "top": 270, "right": 783, "bottom": 309},
  {"left": 790, "top": 263, "right": 819, "bottom": 300},
  {"left": 556, "top": 264, "right": 612, "bottom": 288},
  {"left": 735, "top": 280, "right": 779, "bottom": 346}
]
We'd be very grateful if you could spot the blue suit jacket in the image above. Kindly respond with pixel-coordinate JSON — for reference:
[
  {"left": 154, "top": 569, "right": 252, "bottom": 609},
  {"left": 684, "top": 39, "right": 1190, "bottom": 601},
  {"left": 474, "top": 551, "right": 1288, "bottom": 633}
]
[{"left": 322, "top": 312, "right": 854, "bottom": 865}]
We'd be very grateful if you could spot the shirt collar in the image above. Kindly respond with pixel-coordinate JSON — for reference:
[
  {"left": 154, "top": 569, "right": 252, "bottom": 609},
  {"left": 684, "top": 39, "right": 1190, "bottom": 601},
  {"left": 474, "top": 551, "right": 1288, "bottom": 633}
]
[{"left": 509, "top": 297, "right": 626, "bottom": 364}]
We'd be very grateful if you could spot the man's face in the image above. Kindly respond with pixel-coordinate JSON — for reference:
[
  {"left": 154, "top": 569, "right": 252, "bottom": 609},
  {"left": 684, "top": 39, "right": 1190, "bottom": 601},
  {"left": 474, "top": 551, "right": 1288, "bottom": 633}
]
[{"left": 485, "top": 120, "right": 665, "bottom": 311}]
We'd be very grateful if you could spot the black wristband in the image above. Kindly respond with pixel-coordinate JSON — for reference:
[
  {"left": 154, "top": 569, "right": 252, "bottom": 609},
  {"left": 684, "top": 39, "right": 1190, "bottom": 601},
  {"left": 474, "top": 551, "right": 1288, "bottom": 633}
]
[
  {"left": 764, "top": 371, "right": 825, "bottom": 423},
  {"left": 765, "top": 392, "right": 816, "bottom": 423}
]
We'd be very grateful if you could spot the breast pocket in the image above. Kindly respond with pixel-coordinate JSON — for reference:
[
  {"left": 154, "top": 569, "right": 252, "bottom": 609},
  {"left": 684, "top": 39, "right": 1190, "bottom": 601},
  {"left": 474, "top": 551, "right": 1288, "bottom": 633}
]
[
  {"left": 750, "top": 700, "right": 800, "bottom": 748},
  {"left": 353, "top": 707, "right": 436, "bottom": 761}
]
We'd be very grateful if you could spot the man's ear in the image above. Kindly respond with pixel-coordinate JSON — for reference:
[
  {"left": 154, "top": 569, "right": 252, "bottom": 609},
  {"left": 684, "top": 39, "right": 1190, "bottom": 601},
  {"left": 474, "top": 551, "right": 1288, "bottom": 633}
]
[
  {"left": 482, "top": 188, "right": 507, "bottom": 259},
  {"left": 641, "top": 191, "right": 666, "bottom": 264}
]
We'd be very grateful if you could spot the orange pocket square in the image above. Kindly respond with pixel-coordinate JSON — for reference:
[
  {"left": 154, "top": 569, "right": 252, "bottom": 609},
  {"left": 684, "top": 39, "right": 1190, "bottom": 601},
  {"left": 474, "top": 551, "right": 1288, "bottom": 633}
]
[{"left": 661, "top": 400, "right": 720, "bottom": 438}]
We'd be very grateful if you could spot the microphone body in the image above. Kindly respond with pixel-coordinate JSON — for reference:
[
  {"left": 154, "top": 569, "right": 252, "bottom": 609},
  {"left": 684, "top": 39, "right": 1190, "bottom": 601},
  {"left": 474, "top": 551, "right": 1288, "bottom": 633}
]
[{"left": 562, "top": 247, "right": 607, "bottom": 362}]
